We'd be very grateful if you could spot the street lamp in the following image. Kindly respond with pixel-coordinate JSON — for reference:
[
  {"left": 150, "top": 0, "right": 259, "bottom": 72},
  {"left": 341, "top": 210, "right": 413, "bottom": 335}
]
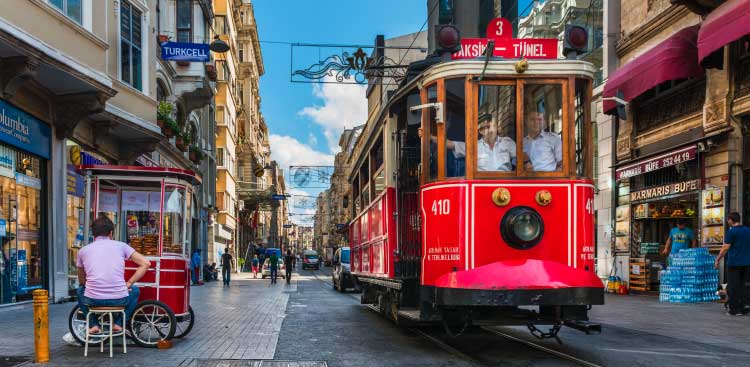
[{"left": 209, "top": 36, "right": 230, "bottom": 53}]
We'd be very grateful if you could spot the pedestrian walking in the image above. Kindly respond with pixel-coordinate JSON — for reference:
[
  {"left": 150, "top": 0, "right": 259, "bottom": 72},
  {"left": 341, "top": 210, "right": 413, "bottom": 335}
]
[
  {"left": 252, "top": 255, "right": 260, "bottom": 279},
  {"left": 269, "top": 252, "right": 279, "bottom": 284},
  {"left": 715, "top": 212, "right": 750, "bottom": 316},
  {"left": 662, "top": 220, "right": 696, "bottom": 258},
  {"left": 284, "top": 250, "right": 294, "bottom": 284},
  {"left": 221, "top": 247, "right": 233, "bottom": 286},
  {"left": 191, "top": 249, "right": 202, "bottom": 285}
]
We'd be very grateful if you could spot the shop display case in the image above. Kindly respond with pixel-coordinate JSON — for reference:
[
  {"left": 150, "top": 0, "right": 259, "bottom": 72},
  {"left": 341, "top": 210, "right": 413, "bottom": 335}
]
[{"left": 701, "top": 188, "right": 725, "bottom": 246}]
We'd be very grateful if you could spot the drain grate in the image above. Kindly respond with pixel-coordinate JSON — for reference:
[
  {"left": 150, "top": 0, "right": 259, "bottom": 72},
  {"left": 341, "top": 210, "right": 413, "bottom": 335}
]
[
  {"left": 0, "top": 357, "right": 30, "bottom": 367},
  {"left": 191, "top": 360, "right": 326, "bottom": 367}
]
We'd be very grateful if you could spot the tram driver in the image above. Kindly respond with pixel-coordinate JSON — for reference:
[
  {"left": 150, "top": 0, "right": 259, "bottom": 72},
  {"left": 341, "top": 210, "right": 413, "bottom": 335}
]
[
  {"left": 523, "top": 111, "right": 563, "bottom": 172},
  {"left": 444, "top": 112, "right": 516, "bottom": 172}
]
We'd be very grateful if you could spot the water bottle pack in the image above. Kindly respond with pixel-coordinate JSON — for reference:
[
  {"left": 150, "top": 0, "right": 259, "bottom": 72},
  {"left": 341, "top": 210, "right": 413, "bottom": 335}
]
[{"left": 658, "top": 248, "right": 720, "bottom": 303}]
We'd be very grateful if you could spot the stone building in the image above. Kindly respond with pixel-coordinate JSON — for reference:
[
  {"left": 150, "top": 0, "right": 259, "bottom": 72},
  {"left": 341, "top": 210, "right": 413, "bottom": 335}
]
[
  {"left": 154, "top": 0, "right": 216, "bottom": 265},
  {"left": 601, "top": 0, "right": 750, "bottom": 289},
  {"left": 0, "top": 0, "right": 218, "bottom": 304}
]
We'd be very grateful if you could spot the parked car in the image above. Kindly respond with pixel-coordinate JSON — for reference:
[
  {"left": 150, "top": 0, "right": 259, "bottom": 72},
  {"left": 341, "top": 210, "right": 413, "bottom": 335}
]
[
  {"left": 261, "top": 248, "right": 285, "bottom": 279},
  {"left": 332, "top": 247, "right": 356, "bottom": 292},
  {"left": 302, "top": 250, "right": 320, "bottom": 270}
]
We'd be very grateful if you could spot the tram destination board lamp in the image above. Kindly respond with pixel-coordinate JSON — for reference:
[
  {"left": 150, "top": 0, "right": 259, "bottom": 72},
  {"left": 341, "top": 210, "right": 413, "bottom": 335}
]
[{"left": 563, "top": 25, "right": 589, "bottom": 59}]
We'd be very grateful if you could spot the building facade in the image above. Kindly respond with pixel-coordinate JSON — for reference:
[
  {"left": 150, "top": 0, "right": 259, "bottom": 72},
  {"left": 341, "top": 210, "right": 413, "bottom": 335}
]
[
  {"left": 0, "top": 0, "right": 190, "bottom": 304},
  {"left": 602, "top": 0, "right": 750, "bottom": 290}
]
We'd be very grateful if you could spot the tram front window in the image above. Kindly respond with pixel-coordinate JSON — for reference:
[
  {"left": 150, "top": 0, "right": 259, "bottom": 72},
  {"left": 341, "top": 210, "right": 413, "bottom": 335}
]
[
  {"left": 464, "top": 84, "right": 517, "bottom": 172},
  {"left": 523, "top": 84, "right": 564, "bottom": 172}
]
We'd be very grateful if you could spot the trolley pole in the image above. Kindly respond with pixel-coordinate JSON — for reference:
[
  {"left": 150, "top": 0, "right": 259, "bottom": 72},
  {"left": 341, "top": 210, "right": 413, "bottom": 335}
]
[{"left": 32, "top": 289, "right": 49, "bottom": 363}]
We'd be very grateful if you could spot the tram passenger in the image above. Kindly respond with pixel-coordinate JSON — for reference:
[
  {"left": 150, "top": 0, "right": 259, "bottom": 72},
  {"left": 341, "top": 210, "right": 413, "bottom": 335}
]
[
  {"left": 523, "top": 111, "right": 563, "bottom": 172},
  {"left": 76, "top": 215, "right": 150, "bottom": 334},
  {"left": 443, "top": 113, "right": 516, "bottom": 172}
]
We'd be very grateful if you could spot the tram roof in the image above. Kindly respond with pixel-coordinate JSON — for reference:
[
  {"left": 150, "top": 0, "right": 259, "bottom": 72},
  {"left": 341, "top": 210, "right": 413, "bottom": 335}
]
[{"left": 77, "top": 165, "right": 202, "bottom": 185}]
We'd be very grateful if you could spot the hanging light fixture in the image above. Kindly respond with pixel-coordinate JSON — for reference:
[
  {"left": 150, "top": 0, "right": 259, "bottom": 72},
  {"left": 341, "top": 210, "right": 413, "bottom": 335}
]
[{"left": 209, "top": 36, "right": 230, "bottom": 53}]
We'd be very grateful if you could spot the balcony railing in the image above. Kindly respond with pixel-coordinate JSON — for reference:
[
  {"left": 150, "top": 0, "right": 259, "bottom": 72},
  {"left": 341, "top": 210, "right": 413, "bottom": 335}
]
[{"left": 633, "top": 79, "right": 706, "bottom": 133}]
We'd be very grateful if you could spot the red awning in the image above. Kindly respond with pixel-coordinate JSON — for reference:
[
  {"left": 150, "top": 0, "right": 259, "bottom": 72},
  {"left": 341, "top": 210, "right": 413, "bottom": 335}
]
[
  {"left": 603, "top": 25, "right": 703, "bottom": 114},
  {"left": 697, "top": 0, "right": 750, "bottom": 65}
]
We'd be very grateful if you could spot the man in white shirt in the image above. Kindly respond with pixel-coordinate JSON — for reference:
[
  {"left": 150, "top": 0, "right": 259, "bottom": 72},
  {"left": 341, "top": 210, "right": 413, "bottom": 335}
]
[
  {"left": 446, "top": 113, "right": 516, "bottom": 172},
  {"left": 523, "top": 111, "right": 562, "bottom": 172}
]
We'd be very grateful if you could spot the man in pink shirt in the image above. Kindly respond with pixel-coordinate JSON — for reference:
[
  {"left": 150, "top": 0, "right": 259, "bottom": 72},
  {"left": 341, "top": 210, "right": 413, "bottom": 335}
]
[{"left": 77, "top": 216, "right": 150, "bottom": 334}]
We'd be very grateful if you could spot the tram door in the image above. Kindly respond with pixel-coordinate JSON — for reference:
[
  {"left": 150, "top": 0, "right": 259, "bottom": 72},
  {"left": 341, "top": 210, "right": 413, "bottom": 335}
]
[{"left": 395, "top": 94, "right": 422, "bottom": 283}]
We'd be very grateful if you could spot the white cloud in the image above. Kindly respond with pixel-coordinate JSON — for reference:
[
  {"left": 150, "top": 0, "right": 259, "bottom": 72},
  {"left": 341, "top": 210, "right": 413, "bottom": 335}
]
[
  {"left": 269, "top": 134, "right": 335, "bottom": 173},
  {"left": 307, "top": 132, "right": 318, "bottom": 146},
  {"left": 298, "top": 78, "right": 368, "bottom": 152}
]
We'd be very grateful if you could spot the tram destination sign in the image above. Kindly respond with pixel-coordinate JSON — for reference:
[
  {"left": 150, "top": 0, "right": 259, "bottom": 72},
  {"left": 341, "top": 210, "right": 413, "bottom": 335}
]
[
  {"left": 452, "top": 17, "right": 558, "bottom": 60},
  {"left": 616, "top": 146, "right": 697, "bottom": 181},
  {"left": 630, "top": 179, "right": 701, "bottom": 203}
]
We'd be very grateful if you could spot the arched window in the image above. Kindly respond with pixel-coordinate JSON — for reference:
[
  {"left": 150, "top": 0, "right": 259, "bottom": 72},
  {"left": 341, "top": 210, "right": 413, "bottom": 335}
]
[{"left": 157, "top": 79, "right": 168, "bottom": 102}]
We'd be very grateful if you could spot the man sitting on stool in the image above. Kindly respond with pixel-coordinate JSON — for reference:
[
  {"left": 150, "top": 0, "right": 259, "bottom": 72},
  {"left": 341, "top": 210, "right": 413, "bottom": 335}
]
[{"left": 77, "top": 215, "right": 150, "bottom": 334}]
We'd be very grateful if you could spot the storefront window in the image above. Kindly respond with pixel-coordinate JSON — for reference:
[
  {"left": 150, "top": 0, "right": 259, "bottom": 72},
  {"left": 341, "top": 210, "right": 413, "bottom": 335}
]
[
  {"left": 65, "top": 141, "right": 86, "bottom": 294},
  {"left": 163, "top": 186, "right": 186, "bottom": 255},
  {"left": 0, "top": 145, "right": 45, "bottom": 304},
  {"left": 523, "top": 84, "right": 564, "bottom": 173},
  {"left": 474, "top": 84, "right": 517, "bottom": 172}
]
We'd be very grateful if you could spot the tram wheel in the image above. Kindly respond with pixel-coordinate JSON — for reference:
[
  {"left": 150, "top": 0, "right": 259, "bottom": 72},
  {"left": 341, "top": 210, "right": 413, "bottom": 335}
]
[
  {"left": 173, "top": 306, "right": 195, "bottom": 338},
  {"left": 128, "top": 300, "right": 176, "bottom": 348}
]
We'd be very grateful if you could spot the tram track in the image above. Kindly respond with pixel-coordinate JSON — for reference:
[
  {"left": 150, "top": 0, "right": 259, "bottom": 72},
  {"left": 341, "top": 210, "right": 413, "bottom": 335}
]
[{"left": 304, "top": 269, "right": 600, "bottom": 367}]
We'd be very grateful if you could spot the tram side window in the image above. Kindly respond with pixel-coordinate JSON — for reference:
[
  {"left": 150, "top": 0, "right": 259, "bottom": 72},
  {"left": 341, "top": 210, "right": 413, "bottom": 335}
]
[
  {"left": 163, "top": 186, "right": 186, "bottom": 255},
  {"left": 426, "top": 85, "right": 438, "bottom": 180},
  {"left": 575, "top": 79, "right": 589, "bottom": 177},
  {"left": 444, "top": 78, "right": 466, "bottom": 177},
  {"left": 523, "top": 84, "right": 564, "bottom": 173},
  {"left": 352, "top": 175, "right": 361, "bottom": 215},
  {"left": 472, "top": 85, "right": 517, "bottom": 172},
  {"left": 371, "top": 135, "right": 385, "bottom": 197},
  {"left": 360, "top": 161, "right": 370, "bottom": 208}
]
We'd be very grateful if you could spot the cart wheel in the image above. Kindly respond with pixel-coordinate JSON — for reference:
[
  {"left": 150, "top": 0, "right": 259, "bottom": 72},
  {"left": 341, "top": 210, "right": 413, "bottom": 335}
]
[
  {"left": 68, "top": 305, "right": 113, "bottom": 346},
  {"left": 128, "top": 300, "right": 176, "bottom": 348},
  {"left": 173, "top": 306, "right": 195, "bottom": 338}
]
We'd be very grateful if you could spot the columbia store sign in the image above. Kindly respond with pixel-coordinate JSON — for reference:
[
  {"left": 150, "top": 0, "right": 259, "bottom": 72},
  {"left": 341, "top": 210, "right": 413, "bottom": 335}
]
[
  {"left": 452, "top": 17, "right": 558, "bottom": 60},
  {"left": 160, "top": 42, "right": 210, "bottom": 62}
]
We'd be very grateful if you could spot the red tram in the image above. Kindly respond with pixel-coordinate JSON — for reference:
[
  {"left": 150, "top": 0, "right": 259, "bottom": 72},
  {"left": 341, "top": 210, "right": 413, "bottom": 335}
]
[
  {"left": 68, "top": 165, "right": 199, "bottom": 347},
  {"left": 347, "top": 57, "right": 604, "bottom": 337}
]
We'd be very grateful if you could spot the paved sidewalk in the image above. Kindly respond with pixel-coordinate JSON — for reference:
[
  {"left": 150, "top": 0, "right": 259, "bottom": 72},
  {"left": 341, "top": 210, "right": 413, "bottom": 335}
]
[
  {"left": 590, "top": 294, "right": 750, "bottom": 353},
  {"left": 0, "top": 273, "right": 294, "bottom": 366}
]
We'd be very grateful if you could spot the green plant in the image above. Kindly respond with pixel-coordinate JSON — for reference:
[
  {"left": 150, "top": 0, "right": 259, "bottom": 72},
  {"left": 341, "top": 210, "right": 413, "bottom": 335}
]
[
  {"left": 189, "top": 145, "right": 205, "bottom": 162},
  {"left": 157, "top": 101, "right": 173, "bottom": 122},
  {"left": 163, "top": 117, "right": 179, "bottom": 132}
]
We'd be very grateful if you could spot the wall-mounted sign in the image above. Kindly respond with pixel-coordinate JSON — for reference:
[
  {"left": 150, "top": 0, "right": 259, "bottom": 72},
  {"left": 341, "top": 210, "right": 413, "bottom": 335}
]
[
  {"left": 15, "top": 172, "right": 41, "bottom": 189},
  {"left": 616, "top": 146, "right": 697, "bottom": 181},
  {"left": 0, "top": 145, "right": 16, "bottom": 178},
  {"left": 66, "top": 165, "right": 84, "bottom": 198},
  {"left": 160, "top": 42, "right": 210, "bottom": 62},
  {"left": 0, "top": 99, "right": 51, "bottom": 159},
  {"left": 271, "top": 195, "right": 287, "bottom": 201},
  {"left": 630, "top": 179, "right": 700, "bottom": 203},
  {"left": 283, "top": 224, "right": 293, "bottom": 229}
]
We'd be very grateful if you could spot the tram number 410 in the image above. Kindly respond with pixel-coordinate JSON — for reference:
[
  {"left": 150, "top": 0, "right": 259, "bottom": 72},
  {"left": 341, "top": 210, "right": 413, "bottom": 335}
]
[
  {"left": 585, "top": 198, "right": 594, "bottom": 215},
  {"left": 431, "top": 199, "right": 450, "bottom": 216}
]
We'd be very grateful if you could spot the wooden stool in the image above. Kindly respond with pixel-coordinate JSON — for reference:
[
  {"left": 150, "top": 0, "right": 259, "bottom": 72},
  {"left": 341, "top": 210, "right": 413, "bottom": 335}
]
[{"left": 84, "top": 306, "right": 127, "bottom": 358}]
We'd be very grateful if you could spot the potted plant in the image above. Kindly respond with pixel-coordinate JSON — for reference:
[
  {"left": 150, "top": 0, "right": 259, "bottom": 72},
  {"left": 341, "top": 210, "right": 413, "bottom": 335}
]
[
  {"left": 189, "top": 145, "right": 205, "bottom": 163},
  {"left": 162, "top": 117, "right": 179, "bottom": 138},
  {"left": 176, "top": 131, "right": 190, "bottom": 152},
  {"left": 157, "top": 34, "right": 170, "bottom": 44},
  {"left": 205, "top": 64, "right": 217, "bottom": 81},
  {"left": 157, "top": 101, "right": 173, "bottom": 129}
]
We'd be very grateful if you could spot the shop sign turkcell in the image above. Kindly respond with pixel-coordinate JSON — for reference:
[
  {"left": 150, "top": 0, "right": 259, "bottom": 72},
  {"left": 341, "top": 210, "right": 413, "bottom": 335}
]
[
  {"left": 160, "top": 42, "right": 210, "bottom": 62},
  {"left": 616, "top": 146, "right": 697, "bottom": 181},
  {"left": 630, "top": 179, "right": 701, "bottom": 203},
  {"left": 0, "top": 99, "right": 51, "bottom": 159}
]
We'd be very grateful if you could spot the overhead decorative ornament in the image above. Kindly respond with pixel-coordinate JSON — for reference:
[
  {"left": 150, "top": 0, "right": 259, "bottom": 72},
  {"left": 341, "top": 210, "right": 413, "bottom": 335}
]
[{"left": 290, "top": 43, "right": 417, "bottom": 84}]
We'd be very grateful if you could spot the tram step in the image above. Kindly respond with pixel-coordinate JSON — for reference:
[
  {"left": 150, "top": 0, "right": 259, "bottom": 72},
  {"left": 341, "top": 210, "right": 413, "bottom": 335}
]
[{"left": 397, "top": 308, "right": 421, "bottom": 321}]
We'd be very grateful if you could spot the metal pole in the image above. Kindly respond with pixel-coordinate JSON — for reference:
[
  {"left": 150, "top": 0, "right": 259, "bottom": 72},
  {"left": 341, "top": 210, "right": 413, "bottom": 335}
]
[
  {"left": 82, "top": 172, "right": 92, "bottom": 247},
  {"left": 32, "top": 289, "right": 49, "bottom": 363}
]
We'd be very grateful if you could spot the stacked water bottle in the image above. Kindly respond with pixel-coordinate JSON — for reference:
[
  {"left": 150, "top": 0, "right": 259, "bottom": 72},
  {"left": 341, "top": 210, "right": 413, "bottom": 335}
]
[{"left": 659, "top": 248, "right": 720, "bottom": 303}]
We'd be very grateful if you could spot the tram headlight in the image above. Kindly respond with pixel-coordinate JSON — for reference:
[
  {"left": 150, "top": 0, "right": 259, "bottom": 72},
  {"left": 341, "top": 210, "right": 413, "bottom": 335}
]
[{"left": 500, "top": 206, "right": 544, "bottom": 250}]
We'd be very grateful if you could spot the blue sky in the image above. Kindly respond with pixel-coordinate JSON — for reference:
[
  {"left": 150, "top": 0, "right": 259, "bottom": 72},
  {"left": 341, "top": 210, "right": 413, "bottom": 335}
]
[{"left": 254, "top": 0, "right": 534, "bottom": 224}]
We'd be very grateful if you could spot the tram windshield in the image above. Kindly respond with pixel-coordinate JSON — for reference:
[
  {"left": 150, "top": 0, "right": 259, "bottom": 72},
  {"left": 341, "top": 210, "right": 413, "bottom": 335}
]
[{"left": 420, "top": 77, "right": 589, "bottom": 180}]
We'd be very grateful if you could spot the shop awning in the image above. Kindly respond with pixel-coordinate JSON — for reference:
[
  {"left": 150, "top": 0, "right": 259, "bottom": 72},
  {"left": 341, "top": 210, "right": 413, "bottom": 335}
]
[
  {"left": 697, "top": 0, "right": 750, "bottom": 66},
  {"left": 603, "top": 25, "right": 703, "bottom": 114}
]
